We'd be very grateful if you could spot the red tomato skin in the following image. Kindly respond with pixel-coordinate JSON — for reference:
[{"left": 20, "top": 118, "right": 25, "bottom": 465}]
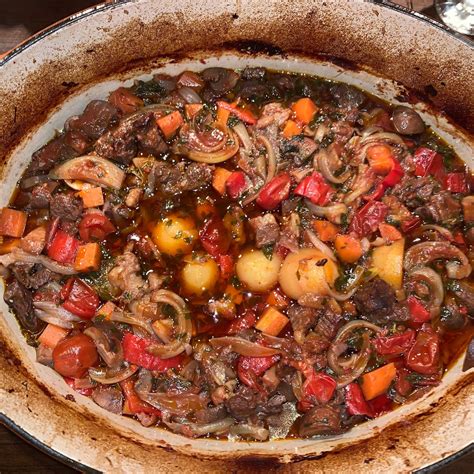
[
  {"left": 368, "top": 393, "right": 392, "bottom": 417},
  {"left": 237, "top": 354, "right": 280, "bottom": 389},
  {"left": 256, "top": 173, "right": 291, "bottom": 210},
  {"left": 345, "top": 382, "right": 372, "bottom": 417},
  {"left": 122, "top": 333, "right": 184, "bottom": 372},
  {"left": 64, "top": 377, "right": 94, "bottom": 396},
  {"left": 294, "top": 172, "right": 333, "bottom": 205},
  {"left": 53, "top": 334, "right": 98, "bottom": 378},
  {"left": 60, "top": 278, "right": 100, "bottom": 319},
  {"left": 349, "top": 201, "right": 388, "bottom": 237},
  {"left": 302, "top": 372, "right": 337, "bottom": 405},
  {"left": 374, "top": 330, "right": 416, "bottom": 356},
  {"left": 199, "top": 215, "right": 231, "bottom": 257},
  {"left": 120, "top": 378, "right": 161, "bottom": 415},
  {"left": 405, "top": 326, "right": 440, "bottom": 375},
  {"left": 47, "top": 230, "right": 79, "bottom": 264},
  {"left": 226, "top": 172, "right": 247, "bottom": 199},
  {"left": 218, "top": 254, "right": 234, "bottom": 280},
  {"left": 445, "top": 172, "right": 468, "bottom": 193},
  {"left": 395, "top": 367, "right": 413, "bottom": 397},
  {"left": 79, "top": 212, "right": 115, "bottom": 242},
  {"left": 407, "top": 296, "right": 431, "bottom": 323}
]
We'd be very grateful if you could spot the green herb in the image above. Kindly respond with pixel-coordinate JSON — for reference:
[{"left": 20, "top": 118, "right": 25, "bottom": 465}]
[
  {"left": 162, "top": 303, "right": 177, "bottom": 321},
  {"left": 446, "top": 280, "right": 461, "bottom": 292},
  {"left": 262, "top": 244, "right": 274, "bottom": 261},
  {"left": 231, "top": 275, "right": 242, "bottom": 289},
  {"left": 340, "top": 213, "right": 349, "bottom": 231},
  {"left": 174, "top": 230, "right": 183, "bottom": 239},
  {"left": 228, "top": 115, "right": 241, "bottom": 128}
]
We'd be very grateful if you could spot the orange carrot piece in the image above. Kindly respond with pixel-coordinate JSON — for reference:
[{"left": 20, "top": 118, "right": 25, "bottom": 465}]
[
  {"left": 212, "top": 167, "right": 233, "bottom": 195},
  {"left": 195, "top": 198, "right": 216, "bottom": 220},
  {"left": 74, "top": 243, "right": 101, "bottom": 272},
  {"left": 224, "top": 284, "right": 243, "bottom": 305},
  {"left": 379, "top": 223, "right": 402, "bottom": 242},
  {"left": 38, "top": 324, "right": 69, "bottom": 349},
  {"left": 367, "top": 144, "right": 394, "bottom": 175},
  {"left": 0, "top": 238, "right": 21, "bottom": 255},
  {"left": 156, "top": 110, "right": 184, "bottom": 139},
  {"left": 216, "top": 101, "right": 257, "bottom": 125},
  {"left": 79, "top": 187, "right": 104, "bottom": 208},
  {"left": 361, "top": 362, "right": 397, "bottom": 400},
  {"left": 266, "top": 288, "right": 290, "bottom": 309},
  {"left": 282, "top": 120, "right": 303, "bottom": 138},
  {"left": 215, "top": 106, "right": 231, "bottom": 131},
  {"left": 255, "top": 306, "right": 289, "bottom": 336},
  {"left": 313, "top": 220, "right": 339, "bottom": 242},
  {"left": 96, "top": 301, "right": 116, "bottom": 320},
  {"left": 0, "top": 208, "right": 27, "bottom": 238},
  {"left": 291, "top": 97, "right": 318, "bottom": 124},
  {"left": 335, "top": 234, "right": 363, "bottom": 263},
  {"left": 185, "top": 103, "right": 203, "bottom": 119}
]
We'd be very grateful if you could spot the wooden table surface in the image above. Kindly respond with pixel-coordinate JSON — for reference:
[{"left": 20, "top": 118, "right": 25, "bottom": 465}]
[{"left": 0, "top": 1, "right": 472, "bottom": 472}]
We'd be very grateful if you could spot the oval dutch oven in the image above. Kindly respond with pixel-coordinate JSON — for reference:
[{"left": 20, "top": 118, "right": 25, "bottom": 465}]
[{"left": 0, "top": 1, "right": 472, "bottom": 472}]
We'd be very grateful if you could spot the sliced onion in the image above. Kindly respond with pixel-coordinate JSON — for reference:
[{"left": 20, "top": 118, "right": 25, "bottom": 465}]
[
  {"left": 232, "top": 122, "right": 253, "bottom": 152},
  {"left": 110, "top": 310, "right": 153, "bottom": 334},
  {"left": 317, "top": 148, "right": 349, "bottom": 184},
  {"left": 305, "top": 200, "right": 348, "bottom": 224},
  {"left": 162, "top": 417, "right": 234, "bottom": 437},
  {"left": 0, "top": 248, "right": 77, "bottom": 275},
  {"left": 407, "top": 267, "right": 444, "bottom": 317},
  {"left": 146, "top": 290, "right": 192, "bottom": 359},
  {"left": 34, "top": 312, "right": 74, "bottom": 329},
  {"left": 257, "top": 135, "right": 277, "bottom": 183},
  {"left": 324, "top": 281, "right": 358, "bottom": 301},
  {"left": 404, "top": 241, "right": 471, "bottom": 279},
  {"left": 142, "top": 392, "right": 208, "bottom": 416},
  {"left": 209, "top": 337, "right": 280, "bottom": 356},
  {"left": 34, "top": 301, "right": 82, "bottom": 329},
  {"left": 20, "top": 175, "right": 51, "bottom": 190},
  {"left": 229, "top": 423, "right": 269, "bottom": 441},
  {"left": 361, "top": 131, "right": 406, "bottom": 147},
  {"left": 177, "top": 86, "right": 202, "bottom": 104},
  {"left": 88, "top": 365, "right": 138, "bottom": 384},
  {"left": 419, "top": 225, "right": 455, "bottom": 242},
  {"left": 84, "top": 326, "right": 123, "bottom": 369},
  {"left": 305, "top": 230, "right": 337, "bottom": 262},
  {"left": 50, "top": 155, "right": 125, "bottom": 190}
]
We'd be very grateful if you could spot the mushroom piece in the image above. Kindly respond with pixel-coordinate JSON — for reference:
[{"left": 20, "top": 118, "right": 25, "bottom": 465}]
[{"left": 392, "top": 106, "right": 425, "bottom": 135}]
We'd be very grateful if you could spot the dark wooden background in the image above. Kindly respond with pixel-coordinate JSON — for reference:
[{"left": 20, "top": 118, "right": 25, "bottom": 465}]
[{"left": 0, "top": 1, "right": 472, "bottom": 472}]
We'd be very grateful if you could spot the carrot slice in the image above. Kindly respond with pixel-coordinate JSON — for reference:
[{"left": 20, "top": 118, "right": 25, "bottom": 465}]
[
  {"left": 38, "top": 324, "right": 69, "bottom": 349},
  {"left": 184, "top": 103, "right": 203, "bottom": 119},
  {"left": 291, "top": 98, "right": 318, "bottom": 124},
  {"left": 215, "top": 106, "right": 231, "bottom": 131},
  {"left": 0, "top": 208, "right": 27, "bottom": 238},
  {"left": 361, "top": 363, "right": 397, "bottom": 400},
  {"left": 255, "top": 306, "right": 289, "bottom": 336},
  {"left": 0, "top": 238, "right": 21, "bottom": 255},
  {"left": 379, "top": 223, "right": 402, "bottom": 242},
  {"left": 212, "top": 167, "right": 233, "bottom": 195},
  {"left": 79, "top": 187, "right": 104, "bottom": 208},
  {"left": 96, "top": 301, "right": 116, "bottom": 320},
  {"left": 282, "top": 120, "right": 303, "bottom": 138},
  {"left": 74, "top": 243, "right": 101, "bottom": 272},
  {"left": 224, "top": 284, "right": 243, "bottom": 305},
  {"left": 156, "top": 110, "right": 184, "bottom": 139},
  {"left": 266, "top": 288, "right": 290, "bottom": 309},
  {"left": 367, "top": 145, "right": 394, "bottom": 175},
  {"left": 313, "top": 220, "right": 339, "bottom": 242},
  {"left": 334, "top": 234, "right": 363, "bottom": 263}
]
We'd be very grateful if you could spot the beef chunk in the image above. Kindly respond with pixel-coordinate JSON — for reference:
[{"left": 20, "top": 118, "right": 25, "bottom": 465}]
[
  {"left": 195, "top": 405, "right": 227, "bottom": 424},
  {"left": 281, "top": 136, "right": 317, "bottom": 165},
  {"left": 29, "top": 182, "right": 58, "bottom": 209},
  {"left": 415, "top": 191, "right": 461, "bottom": 225},
  {"left": 95, "top": 113, "right": 152, "bottom": 164},
  {"left": 257, "top": 393, "right": 287, "bottom": 416},
  {"left": 241, "top": 67, "right": 266, "bottom": 81},
  {"left": 303, "top": 332, "right": 331, "bottom": 355},
  {"left": 392, "top": 176, "right": 437, "bottom": 209},
  {"left": 249, "top": 214, "right": 280, "bottom": 248},
  {"left": 298, "top": 405, "right": 344, "bottom": 437},
  {"left": 287, "top": 305, "right": 318, "bottom": 342},
  {"left": 451, "top": 281, "right": 474, "bottom": 316},
  {"left": 11, "top": 263, "right": 58, "bottom": 290},
  {"left": 50, "top": 192, "right": 83, "bottom": 222},
  {"left": 153, "top": 161, "right": 213, "bottom": 195},
  {"left": 439, "top": 299, "right": 467, "bottom": 331},
  {"left": 67, "top": 100, "right": 119, "bottom": 140},
  {"left": 225, "top": 385, "right": 262, "bottom": 420},
  {"left": 92, "top": 386, "right": 123, "bottom": 415},
  {"left": 314, "top": 309, "right": 343, "bottom": 341},
  {"left": 354, "top": 277, "right": 409, "bottom": 324},
  {"left": 136, "top": 122, "right": 168, "bottom": 156},
  {"left": 330, "top": 84, "right": 366, "bottom": 108},
  {"left": 26, "top": 136, "right": 77, "bottom": 176},
  {"left": 4, "top": 279, "right": 42, "bottom": 332}
]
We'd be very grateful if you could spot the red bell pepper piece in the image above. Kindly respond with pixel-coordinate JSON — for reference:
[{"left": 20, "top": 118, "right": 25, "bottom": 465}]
[
  {"left": 374, "top": 329, "right": 416, "bottom": 356},
  {"left": 218, "top": 254, "right": 234, "bottom": 280},
  {"left": 302, "top": 371, "right": 337, "bottom": 405},
  {"left": 199, "top": 215, "right": 231, "bottom": 257},
  {"left": 345, "top": 382, "right": 372, "bottom": 417},
  {"left": 349, "top": 201, "right": 388, "bottom": 237},
  {"left": 122, "top": 333, "right": 185, "bottom": 372},
  {"left": 294, "top": 172, "right": 333, "bottom": 206},
  {"left": 79, "top": 211, "right": 115, "bottom": 242},
  {"left": 445, "top": 172, "right": 469, "bottom": 193},
  {"left": 382, "top": 157, "right": 404, "bottom": 187},
  {"left": 256, "top": 173, "right": 291, "bottom": 210},
  {"left": 226, "top": 171, "right": 247, "bottom": 199},
  {"left": 413, "top": 147, "right": 446, "bottom": 185},
  {"left": 407, "top": 296, "right": 431, "bottom": 323},
  {"left": 216, "top": 101, "right": 257, "bottom": 125},
  {"left": 395, "top": 367, "right": 413, "bottom": 397},
  {"left": 60, "top": 278, "right": 99, "bottom": 319},
  {"left": 368, "top": 393, "right": 392, "bottom": 417},
  {"left": 237, "top": 354, "right": 280, "bottom": 389},
  {"left": 47, "top": 229, "right": 79, "bottom": 264},
  {"left": 400, "top": 216, "right": 421, "bottom": 233},
  {"left": 120, "top": 378, "right": 161, "bottom": 415},
  {"left": 64, "top": 377, "right": 93, "bottom": 397},
  {"left": 405, "top": 325, "right": 440, "bottom": 375}
]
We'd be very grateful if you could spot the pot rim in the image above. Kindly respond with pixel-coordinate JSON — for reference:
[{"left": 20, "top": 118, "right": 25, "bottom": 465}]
[{"left": 0, "top": 0, "right": 473, "bottom": 471}]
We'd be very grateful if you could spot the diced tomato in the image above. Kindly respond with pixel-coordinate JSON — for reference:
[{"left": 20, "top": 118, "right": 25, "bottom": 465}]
[
  {"left": 218, "top": 254, "right": 234, "bottom": 280},
  {"left": 120, "top": 378, "right": 161, "bottom": 415},
  {"left": 256, "top": 173, "right": 291, "bottom": 210},
  {"left": 122, "top": 333, "right": 184, "bottom": 372},
  {"left": 60, "top": 278, "right": 99, "bottom": 319},
  {"left": 294, "top": 172, "right": 333, "bottom": 206},
  {"left": 301, "top": 371, "right": 337, "bottom": 407},
  {"left": 400, "top": 216, "right": 421, "bottom": 233},
  {"left": 413, "top": 147, "right": 446, "bottom": 184},
  {"left": 445, "top": 172, "right": 469, "bottom": 193},
  {"left": 345, "top": 382, "right": 372, "bottom": 417},
  {"left": 381, "top": 157, "right": 404, "bottom": 187},
  {"left": 368, "top": 393, "right": 392, "bottom": 417},
  {"left": 47, "top": 229, "right": 79, "bottom": 264},
  {"left": 237, "top": 354, "right": 280, "bottom": 389},
  {"left": 227, "top": 310, "right": 257, "bottom": 335},
  {"left": 226, "top": 171, "right": 247, "bottom": 199},
  {"left": 79, "top": 212, "right": 115, "bottom": 242},
  {"left": 407, "top": 296, "right": 431, "bottom": 323},
  {"left": 199, "top": 215, "right": 231, "bottom": 257},
  {"left": 349, "top": 201, "right": 388, "bottom": 237},
  {"left": 395, "top": 367, "right": 413, "bottom": 397},
  {"left": 64, "top": 377, "right": 94, "bottom": 397},
  {"left": 374, "top": 329, "right": 416, "bottom": 356},
  {"left": 405, "top": 325, "right": 440, "bottom": 375}
]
